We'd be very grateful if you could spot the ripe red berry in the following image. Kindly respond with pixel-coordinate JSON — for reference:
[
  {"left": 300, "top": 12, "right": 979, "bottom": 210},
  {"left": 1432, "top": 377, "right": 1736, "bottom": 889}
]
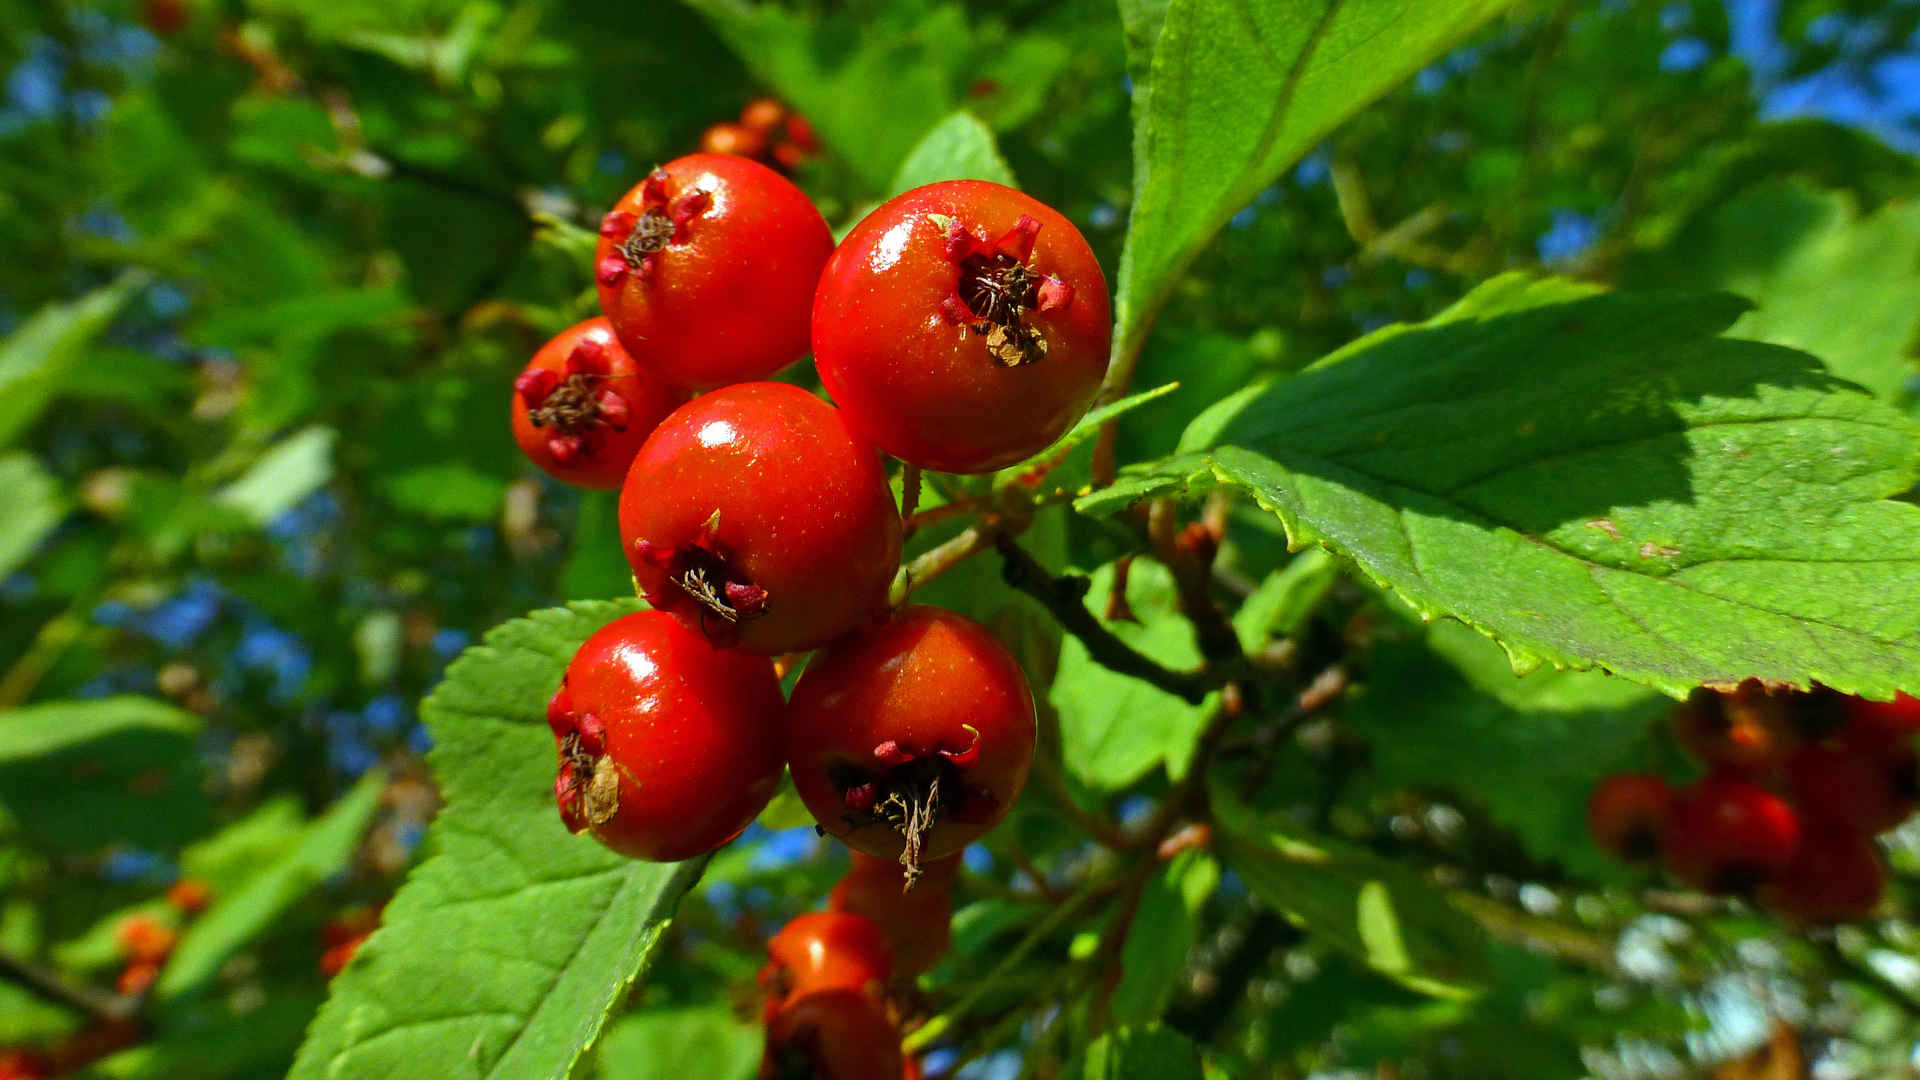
[
  {"left": 549, "top": 610, "right": 786, "bottom": 860},
  {"left": 1585, "top": 773, "right": 1672, "bottom": 863},
  {"left": 510, "top": 318, "right": 684, "bottom": 490},
  {"left": 1661, "top": 774, "right": 1802, "bottom": 894},
  {"left": 1760, "top": 826, "right": 1885, "bottom": 924},
  {"left": 762, "top": 989, "right": 904, "bottom": 1080},
  {"left": 595, "top": 154, "right": 832, "bottom": 390},
  {"left": 829, "top": 851, "right": 958, "bottom": 976},
  {"left": 1786, "top": 741, "right": 1918, "bottom": 834},
  {"left": 1671, "top": 683, "right": 1795, "bottom": 775},
  {"left": 739, "top": 98, "right": 787, "bottom": 136},
  {"left": 787, "top": 606, "right": 1036, "bottom": 876},
  {"left": 1848, "top": 692, "right": 1920, "bottom": 742},
  {"left": 114, "top": 914, "right": 177, "bottom": 964},
  {"left": 701, "top": 121, "right": 769, "bottom": 160},
  {"left": 165, "top": 878, "right": 212, "bottom": 916},
  {"left": 760, "top": 911, "right": 893, "bottom": 1006},
  {"left": 812, "top": 180, "right": 1112, "bottom": 473},
  {"left": 0, "top": 1049, "right": 50, "bottom": 1080},
  {"left": 140, "top": 0, "right": 188, "bottom": 36},
  {"left": 619, "top": 383, "right": 902, "bottom": 655}
]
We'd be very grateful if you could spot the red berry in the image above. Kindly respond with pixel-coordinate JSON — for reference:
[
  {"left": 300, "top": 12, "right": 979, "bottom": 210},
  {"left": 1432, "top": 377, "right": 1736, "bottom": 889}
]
[
  {"left": 783, "top": 113, "right": 819, "bottom": 154},
  {"left": 760, "top": 911, "right": 893, "bottom": 1006},
  {"left": 812, "top": 180, "right": 1112, "bottom": 473},
  {"left": 321, "top": 906, "right": 382, "bottom": 947},
  {"left": 787, "top": 606, "right": 1035, "bottom": 876},
  {"left": 1786, "top": 741, "right": 1918, "bottom": 834},
  {"left": 0, "top": 1049, "right": 50, "bottom": 1080},
  {"left": 618, "top": 383, "right": 902, "bottom": 655},
  {"left": 511, "top": 318, "right": 684, "bottom": 490},
  {"left": 701, "top": 121, "right": 769, "bottom": 160},
  {"left": 740, "top": 98, "right": 787, "bottom": 136},
  {"left": 1661, "top": 775, "right": 1802, "bottom": 894},
  {"left": 165, "top": 878, "right": 212, "bottom": 915},
  {"left": 550, "top": 611, "right": 785, "bottom": 860},
  {"left": 761, "top": 989, "right": 904, "bottom": 1080},
  {"left": 1671, "top": 683, "right": 1795, "bottom": 775},
  {"left": 595, "top": 154, "right": 832, "bottom": 390},
  {"left": 114, "top": 914, "right": 177, "bottom": 964},
  {"left": 140, "top": 0, "right": 188, "bottom": 36},
  {"left": 829, "top": 851, "right": 957, "bottom": 976},
  {"left": 1760, "top": 826, "right": 1885, "bottom": 924},
  {"left": 1585, "top": 773, "right": 1672, "bottom": 863},
  {"left": 319, "top": 937, "right": 365, "bottom": 978},
  {"left": 116, "top": 960, "right": 162, "bottom": 997},
  {"left": 1848, "top": 692, "right": 1920, "bottom": 742}
]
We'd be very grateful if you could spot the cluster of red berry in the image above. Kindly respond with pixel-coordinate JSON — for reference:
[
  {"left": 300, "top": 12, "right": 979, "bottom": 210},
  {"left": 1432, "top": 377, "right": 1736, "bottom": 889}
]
[
  {"left": 1588, "top": 686, "right": 1920, "bottom": 922},
  {"left": 0, "top": 881, "right": 212, "bottom": 1079},
  {"left": 755, "top": 853, "right": 956, "bottom": 1078},
  {"left": 512, "top": 141, "right": 1110, "bottom": 1073},
  {"left": 700, "top": 98, "right": 822, "bottom": 175}
]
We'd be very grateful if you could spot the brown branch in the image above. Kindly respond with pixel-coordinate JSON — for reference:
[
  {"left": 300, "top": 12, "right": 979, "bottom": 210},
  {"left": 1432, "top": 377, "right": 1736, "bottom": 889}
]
[{"left": 0, "top": 950, "right": 136, "bottom": 1025}]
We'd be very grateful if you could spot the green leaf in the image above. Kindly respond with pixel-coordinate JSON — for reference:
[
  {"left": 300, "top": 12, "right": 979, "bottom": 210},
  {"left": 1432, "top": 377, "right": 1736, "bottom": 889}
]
[
  {"left": 0, "top": 453, "right": 65, "bottom": 581},
  {"left": 1052, "top": 560, "right": 1215, "bottom": 791},
  {"left": 595, "top": 1005, "right": 761, "bottom": 1080},
  {"left": 1084, "top": 275, "right": 1920, "bottom": 698},
  {"left": 1628, "top": 180, "right": 1920, "bottom": 412},
  {"left": 560, "top": 490, "right": 635, "bottom": 601},
  {"left": 0, "top": 275, "right": 141, "bottom": 447},
  {"left": 379, "top": 461, "right": 508, "bottom": 521},
  {"left": 1230, "top": 547, "right": 1339, "bottom": 650},
  {"left": 215, "top": 426, "right": 337, "bottom": 526},
  {"left": 0, "top": 696, "right": 207, "bottom": 852},
  {"left": 1212, "top": 772, "right": 1490, "bottom": 995},
  {"left": 1078, "top": 1026, "right": 1205, "bottom": 1080},
  {"left": 288, "top": 601, "right": 709, "bottom": 1080},
  {"left": 90, "top": 989, "right": 325, "bottom": 1080},
  {"left": 154, "top": 772, "right": 384, "bottom": 1004},
  {"left": 1110, "top": 0, "right": 1518, "bottom": 370},
  {"left": 1109, "top": 851, "right": 1218, "bottom": 1027},
  {"left": 1340, "top": 599, "right": 1675, "bottom": 877},
  {"left": 889, "top": 111, "right": 1018, "bottom": 196}
]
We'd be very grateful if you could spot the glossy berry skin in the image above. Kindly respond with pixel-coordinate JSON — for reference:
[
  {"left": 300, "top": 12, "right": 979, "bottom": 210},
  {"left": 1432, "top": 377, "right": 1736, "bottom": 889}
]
[
  {"left": 830, "top": 851, "right": 958, "bottom": 976},
  {"left": 1848, "top": 692, "right": 1920, "bottom": 742},
  {"left": 549, "top": 611, "right": 785, "bottom": 860},
  {"left": 812, "top": 180, "right": 1112, "bottom": 473},
  {"left": 511, "top": 318, "right": 684, "bottom": 490},
  {"left": 596, "top": 154, "right": 832, "bottom": 390},
  {"left": 700, "top": 122, "right": 768, "bottom": 160},
  {"left": 760, "top": 911, "right": 893, "bottom": 1007},
  {"left": 1760, "top": 826, "right": 1885, "bottom": 924},
  {"left": 787, "top": 606, "right": 1036, "bottom": 872},
  {"left": 761, "top": 989, "right": 904, "bottom": 1080},
  {"left": 1661, "top": 774, "right": 1802, "bottom": 894},
  {"left": 1785, "top": 741, "right": 1918, "bottom": 834},
  {"left": 1585, "top": 773, "right": 1672, "bottom": 864},
  {"left": 619, "top": 383, "right": 902, "bottom": 655}
]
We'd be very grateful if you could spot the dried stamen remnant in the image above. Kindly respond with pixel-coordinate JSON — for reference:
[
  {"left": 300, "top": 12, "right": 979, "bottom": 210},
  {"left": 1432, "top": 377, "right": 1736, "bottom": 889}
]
[
  {"left": 938, "top": 214, "right": 1077, "bottom": 368},
  {"left": 598, "top": 169, "right": 715, "bottom": 285},
  {"left": 518, "top": 341, "right": 631, "bottom": 464},
  {"left": 834, "top": 726, "right": 989, "bottom": 887},
  {"left": 631, "top": 515, "right": 770, "bottom": 642}
]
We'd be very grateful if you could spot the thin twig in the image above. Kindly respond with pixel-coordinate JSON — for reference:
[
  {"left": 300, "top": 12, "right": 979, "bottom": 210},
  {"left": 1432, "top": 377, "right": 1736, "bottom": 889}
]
[
  {"left": 995, "top": 536, "right": 1214, "bottom": 703},
  {"left": 899, "top": 464, "right": 922, "bottom": 534},
  {"left": 0, "top": 950, "right": 135, "bottom": 1024}
]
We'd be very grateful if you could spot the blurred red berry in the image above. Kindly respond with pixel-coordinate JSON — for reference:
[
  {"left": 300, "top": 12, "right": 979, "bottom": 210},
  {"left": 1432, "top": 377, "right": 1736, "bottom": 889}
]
[
  {"left": 1661, "top": 774, "right": 1802, "bottom": 894},
  {"left": 1585, "top": 773, "right": 1672, "bottom": 863}
]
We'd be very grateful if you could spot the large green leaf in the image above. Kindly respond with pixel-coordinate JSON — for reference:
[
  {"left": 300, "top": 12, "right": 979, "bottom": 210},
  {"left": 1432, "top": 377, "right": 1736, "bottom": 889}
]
[
  {"left": 0, "top": 453, "right": 65, "bottom": 581},
  {"left": 1212, "top": 769, "right": 1490, "bottom": 996},
  {"left": 1077, "top": 1025, "right": 1205, "bottom": 1080},
  {"left": 0, "top": 276, "right": 141, "bottom": 448},
  {"left": 155, "top": 772, "right": 384, "bottom": 1005},
  {"left": 594, "top": 1005, "right": 761, "bottom": 1080},
  {"left": 1052, "top": 560, "right": 1216, "bottom": 791},
  {"left": 1109, "top": 0, "right": 1517, "bottom": 375},
  {"left": 1344, "top": 617, "right": 1674, "bottom": 878},
  {"left": 889, "top": 111, "right": 1018, "bottom": 196},
  {"left": 288, "top": 601, "right": 707, "bottom": 1080},
  {"left": 1082, "top": 276, "right": 1920, "bottom": 698},
  {"left": 216, "top": 426, "right": 338, "bottom": 527},
  {"left": 1109, "top": 851, "right": 1218, "bottom": 1027},
  {"left": 0, "top": 697, "right": 207, "bottom": 852},
  {"left": 1628, "top": 180, "right": 1920, "bottom": 413}
]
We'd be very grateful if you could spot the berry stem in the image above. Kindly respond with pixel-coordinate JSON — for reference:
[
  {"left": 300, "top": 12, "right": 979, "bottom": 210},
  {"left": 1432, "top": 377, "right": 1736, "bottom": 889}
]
[
  {"left": 0, "top": 949, "right": 138, "bottom": 1025},
  {"left": 899, "top": 464, "right": 922, "bottom": 533}
]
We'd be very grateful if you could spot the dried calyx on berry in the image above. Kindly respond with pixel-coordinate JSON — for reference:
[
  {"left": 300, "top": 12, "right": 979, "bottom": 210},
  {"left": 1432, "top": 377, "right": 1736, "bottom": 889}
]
[
  {"left": 629, "top": 511, "right": 769, "bottom": 643},
  {"left": 548, "top": 683, "right": 616, "bottom": 836},
  {"left": 832, "top": 724, "right": 998, "bottom": 888},
  {"left": 934, "top": 213, "right": 1076, "bottom": 368},
  {"left": 595, "top": 168, "right": 712, "bottom": 287},
  {"left": 515, "top": 337, "right": 633, "bottom": 465}
]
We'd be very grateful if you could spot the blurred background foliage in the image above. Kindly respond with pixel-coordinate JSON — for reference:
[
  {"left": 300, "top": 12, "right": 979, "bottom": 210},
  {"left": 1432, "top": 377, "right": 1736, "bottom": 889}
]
[{"left": 1, "top": 0, "right": 1919, "bottom": 1077}]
